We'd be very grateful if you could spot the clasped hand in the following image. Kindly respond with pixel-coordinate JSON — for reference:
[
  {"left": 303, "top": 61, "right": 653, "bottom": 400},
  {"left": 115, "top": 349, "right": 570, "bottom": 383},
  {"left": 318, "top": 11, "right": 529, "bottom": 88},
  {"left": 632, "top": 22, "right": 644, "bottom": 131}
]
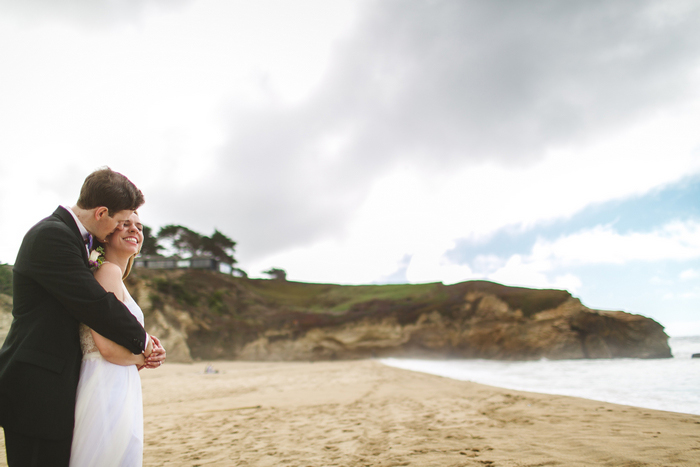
[{"left": 140, "top": 335, "right": 166, "bottom": 370}]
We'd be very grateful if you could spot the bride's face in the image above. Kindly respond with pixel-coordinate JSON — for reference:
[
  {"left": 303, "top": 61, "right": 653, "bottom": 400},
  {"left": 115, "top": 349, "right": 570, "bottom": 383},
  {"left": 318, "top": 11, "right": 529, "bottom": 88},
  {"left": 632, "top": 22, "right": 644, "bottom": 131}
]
[{"left": 104, "top": 212, "right": 143, "bottom": 257}]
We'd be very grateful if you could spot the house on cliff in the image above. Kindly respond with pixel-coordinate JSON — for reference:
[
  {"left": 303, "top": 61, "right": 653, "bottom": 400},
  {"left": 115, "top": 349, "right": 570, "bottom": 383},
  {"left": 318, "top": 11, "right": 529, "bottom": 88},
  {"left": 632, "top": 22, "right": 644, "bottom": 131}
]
[{"left": 135, "top": 254, "right": 235, "bottom": 274}]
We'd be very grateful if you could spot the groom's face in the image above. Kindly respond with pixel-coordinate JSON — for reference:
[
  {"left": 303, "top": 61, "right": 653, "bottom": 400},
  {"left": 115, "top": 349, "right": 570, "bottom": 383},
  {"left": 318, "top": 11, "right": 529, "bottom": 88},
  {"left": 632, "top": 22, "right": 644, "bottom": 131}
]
[{"left": 93, "top": 209, "right": 134, "bottom": 242}]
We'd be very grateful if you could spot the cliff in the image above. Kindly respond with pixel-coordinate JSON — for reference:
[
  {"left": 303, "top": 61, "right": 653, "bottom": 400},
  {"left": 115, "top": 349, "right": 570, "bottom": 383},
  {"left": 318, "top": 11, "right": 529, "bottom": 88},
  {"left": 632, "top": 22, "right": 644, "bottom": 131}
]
[
  {"left": 125, "top": 269, "right": 671, "bottom": 362},
  {"left": 0, "top": 269, "right": 671, "bottom": 362}
]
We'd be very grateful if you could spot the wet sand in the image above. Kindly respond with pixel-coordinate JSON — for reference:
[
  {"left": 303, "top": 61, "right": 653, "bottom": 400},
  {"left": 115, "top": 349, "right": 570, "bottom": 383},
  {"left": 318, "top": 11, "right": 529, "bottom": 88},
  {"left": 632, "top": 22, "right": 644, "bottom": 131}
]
[{"left": 2, "top": 359, "right": 699, "bottom": 466}]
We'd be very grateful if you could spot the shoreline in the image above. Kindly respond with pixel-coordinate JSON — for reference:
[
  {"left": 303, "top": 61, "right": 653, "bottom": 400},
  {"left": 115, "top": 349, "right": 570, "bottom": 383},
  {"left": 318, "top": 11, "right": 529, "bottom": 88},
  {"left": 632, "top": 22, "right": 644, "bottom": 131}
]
[
  {"left": 381, "top": 351, "right": 700, "bottom": 417},
  {"left": 2, "top": 359, "right": 699, "bottom": 466}
]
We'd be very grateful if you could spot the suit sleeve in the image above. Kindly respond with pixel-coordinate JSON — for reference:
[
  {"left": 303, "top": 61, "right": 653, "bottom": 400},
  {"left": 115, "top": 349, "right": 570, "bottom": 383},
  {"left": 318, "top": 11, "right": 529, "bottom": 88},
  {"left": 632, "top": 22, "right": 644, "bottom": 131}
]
[{"left": 16, "top": 222, "right": 147, "bottom": 355}]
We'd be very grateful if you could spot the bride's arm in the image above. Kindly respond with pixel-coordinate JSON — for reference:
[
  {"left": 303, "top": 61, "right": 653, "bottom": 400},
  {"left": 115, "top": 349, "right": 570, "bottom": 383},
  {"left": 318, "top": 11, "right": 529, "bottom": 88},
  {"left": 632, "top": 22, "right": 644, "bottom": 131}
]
[
  {"left": 90, "top": 330, "right": 146, "bottom": 366},
  {"left": 91, "top": 263, "right": 148, "bottom": 367}
]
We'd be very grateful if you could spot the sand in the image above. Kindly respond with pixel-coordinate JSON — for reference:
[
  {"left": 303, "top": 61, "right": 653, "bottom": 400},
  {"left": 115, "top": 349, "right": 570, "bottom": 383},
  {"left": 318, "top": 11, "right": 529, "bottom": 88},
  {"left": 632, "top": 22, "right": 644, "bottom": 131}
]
[{"left": 2, "top": 360, "right": 699, "bottom": 466}]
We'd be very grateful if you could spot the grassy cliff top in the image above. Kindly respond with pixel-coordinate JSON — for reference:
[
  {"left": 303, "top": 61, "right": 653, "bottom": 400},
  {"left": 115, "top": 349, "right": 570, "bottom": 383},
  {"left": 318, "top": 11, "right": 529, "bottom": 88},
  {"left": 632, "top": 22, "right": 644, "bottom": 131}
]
[{"left": 128, "top": 268, "right": 573, "bottom": 321}]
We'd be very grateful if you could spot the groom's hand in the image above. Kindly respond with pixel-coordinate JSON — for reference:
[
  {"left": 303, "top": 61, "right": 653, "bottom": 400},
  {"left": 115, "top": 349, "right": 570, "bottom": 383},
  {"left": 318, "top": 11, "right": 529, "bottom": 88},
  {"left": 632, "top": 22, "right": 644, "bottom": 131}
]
[
  {"left": 143, "top": 335, "right": 166, "bottom": 369},
  {"left": 143, "top": 336, "right": 154, "bottom": 358}
]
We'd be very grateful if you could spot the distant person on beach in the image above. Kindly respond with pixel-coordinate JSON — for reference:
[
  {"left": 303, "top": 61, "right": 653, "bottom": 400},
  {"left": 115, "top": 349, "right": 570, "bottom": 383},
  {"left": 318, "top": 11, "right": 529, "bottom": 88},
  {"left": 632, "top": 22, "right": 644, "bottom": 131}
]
[
  {"left": 70, "top": 211, "right": 165, "bottom": 467},
  {"left": 0, "top": 167, "right": 165, "bottom": 466}
]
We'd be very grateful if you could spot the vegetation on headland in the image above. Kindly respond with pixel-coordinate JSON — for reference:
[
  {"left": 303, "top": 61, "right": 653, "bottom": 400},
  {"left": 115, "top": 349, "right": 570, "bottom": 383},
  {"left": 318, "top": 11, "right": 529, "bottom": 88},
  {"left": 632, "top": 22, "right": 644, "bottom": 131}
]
[
  {"left": 122, "top": 268, "right": 670, "bottom": 362},
  {"left": 0, "top": 263, "right": 11, "bottom": 296},
  {"left": 0, "top": 264, "right": 670, "bottom": 361}
]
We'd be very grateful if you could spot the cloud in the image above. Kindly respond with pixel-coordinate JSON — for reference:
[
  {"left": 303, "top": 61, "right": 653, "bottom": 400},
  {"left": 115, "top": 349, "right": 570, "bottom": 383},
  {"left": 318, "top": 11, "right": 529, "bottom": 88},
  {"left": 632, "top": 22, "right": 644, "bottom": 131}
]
[
  {"left": 467, "top": 219, "right": 700, "bottom": 292},
  {"left": 663, "top": 291, "right": 699, "bottom": 300},
  {"left": 3, "top": 0, "right": 700, "bottom": 285},
  {"left": 680, "top": 269, "right": 699, "bottom": 280},
  {"left": 0, "top": 0, "right": 192, "bottom": 27},
  {"left": 530, "top": 220, "right": 700, "bottom": 265},
  {"left": 346, "top": 0, "right": 700, "bottom": 163},
  {"left": 161, "top": 0, "right": 700, "bottom": 265},
  {"left": 486, "top": 254, "right": 583, "bottom": 292},
  {"left": 332, "top": 0, "right": 700, "bottom": 164}
]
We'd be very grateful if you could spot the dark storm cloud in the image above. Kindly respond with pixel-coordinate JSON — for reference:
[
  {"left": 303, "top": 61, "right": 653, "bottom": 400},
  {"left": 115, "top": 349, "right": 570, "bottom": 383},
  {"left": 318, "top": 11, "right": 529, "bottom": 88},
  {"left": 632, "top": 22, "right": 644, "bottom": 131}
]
[
  {"left": 159, "top": 0, "right": 700, "bottom": 263},
  {"left": 326, "top": 0, "right": 700, "bottom": 164}
]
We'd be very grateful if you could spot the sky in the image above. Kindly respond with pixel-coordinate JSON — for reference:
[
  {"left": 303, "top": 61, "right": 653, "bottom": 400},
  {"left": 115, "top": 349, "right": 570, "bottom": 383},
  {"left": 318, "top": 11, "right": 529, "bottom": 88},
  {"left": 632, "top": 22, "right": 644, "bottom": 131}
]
[{"left": 0, "top": 0, "right": 698, "bottom": 336}]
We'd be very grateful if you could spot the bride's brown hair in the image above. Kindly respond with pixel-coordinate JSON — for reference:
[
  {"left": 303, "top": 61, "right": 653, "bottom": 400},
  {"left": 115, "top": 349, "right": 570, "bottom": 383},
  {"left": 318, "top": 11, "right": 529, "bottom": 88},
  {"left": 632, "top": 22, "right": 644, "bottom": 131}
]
[
  {"left": 122, "top": 211, "right": 142, "bottom": 280},
  {"left": 122, "top": 250, "right": 139, "bottom": 280}
]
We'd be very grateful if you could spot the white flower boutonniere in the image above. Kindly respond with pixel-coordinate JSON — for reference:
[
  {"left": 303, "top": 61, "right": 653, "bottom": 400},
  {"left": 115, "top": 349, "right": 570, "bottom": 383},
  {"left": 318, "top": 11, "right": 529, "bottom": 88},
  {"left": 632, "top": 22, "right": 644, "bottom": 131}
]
[
  {"left": 89, "top": 246, "right": 106, "bottom": 271},
  {"left": 89, "top": 250, "right": 100, "bottom": 263}
]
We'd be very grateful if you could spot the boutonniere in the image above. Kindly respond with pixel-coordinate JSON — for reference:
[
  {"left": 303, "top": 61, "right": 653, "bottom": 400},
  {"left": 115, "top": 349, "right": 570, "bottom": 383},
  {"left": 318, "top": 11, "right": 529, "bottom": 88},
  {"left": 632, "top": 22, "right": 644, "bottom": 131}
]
[{"left": 89, "top": 246, "right": 106, "bottom": 271}]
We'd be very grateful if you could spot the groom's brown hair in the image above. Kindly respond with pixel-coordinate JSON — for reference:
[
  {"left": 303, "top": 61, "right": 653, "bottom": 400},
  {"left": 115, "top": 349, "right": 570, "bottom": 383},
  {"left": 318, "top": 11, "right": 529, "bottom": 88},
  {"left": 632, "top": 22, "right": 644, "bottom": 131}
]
[{"left": 77, "top": 167, "right": 145, "bottom": 216}]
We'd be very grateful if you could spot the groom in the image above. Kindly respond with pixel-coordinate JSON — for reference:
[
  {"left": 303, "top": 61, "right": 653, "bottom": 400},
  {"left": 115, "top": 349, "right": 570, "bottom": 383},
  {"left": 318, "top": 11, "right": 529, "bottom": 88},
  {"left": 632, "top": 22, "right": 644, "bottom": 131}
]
[{"left": 0, "top": 167, "right": 162, "bottom": 466}]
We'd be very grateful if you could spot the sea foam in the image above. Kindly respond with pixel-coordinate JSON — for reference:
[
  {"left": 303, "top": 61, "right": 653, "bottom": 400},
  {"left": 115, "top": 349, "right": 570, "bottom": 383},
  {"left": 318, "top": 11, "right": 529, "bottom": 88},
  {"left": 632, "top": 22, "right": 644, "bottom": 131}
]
[{"left": 381, "top": 336, "right": 700, "bottom": 415}]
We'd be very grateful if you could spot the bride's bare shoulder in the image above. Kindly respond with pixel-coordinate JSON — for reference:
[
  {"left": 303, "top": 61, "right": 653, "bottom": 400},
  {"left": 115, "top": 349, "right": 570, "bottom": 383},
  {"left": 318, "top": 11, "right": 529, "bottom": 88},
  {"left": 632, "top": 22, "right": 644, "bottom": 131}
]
[
  {"left": 93, "top": 262, "right": 125, "bottom": 298},
  {"left": 94, "top": 261, "right": 121, "bottom": 276}
]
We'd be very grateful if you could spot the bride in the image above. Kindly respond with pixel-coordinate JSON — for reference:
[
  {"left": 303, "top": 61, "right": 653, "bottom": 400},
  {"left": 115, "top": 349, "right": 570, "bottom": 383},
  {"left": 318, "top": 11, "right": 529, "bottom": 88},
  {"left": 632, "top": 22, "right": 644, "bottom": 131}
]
[{"left": 70, "top": 212, "right": 165, "bottom": 467}]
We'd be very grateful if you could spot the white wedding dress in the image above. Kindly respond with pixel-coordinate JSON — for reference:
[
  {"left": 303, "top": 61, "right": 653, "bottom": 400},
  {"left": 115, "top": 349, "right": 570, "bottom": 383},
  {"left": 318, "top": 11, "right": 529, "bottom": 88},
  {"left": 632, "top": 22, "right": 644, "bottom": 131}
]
[{"left": 70, "top": 284, "right": 144, "bottom": 467}]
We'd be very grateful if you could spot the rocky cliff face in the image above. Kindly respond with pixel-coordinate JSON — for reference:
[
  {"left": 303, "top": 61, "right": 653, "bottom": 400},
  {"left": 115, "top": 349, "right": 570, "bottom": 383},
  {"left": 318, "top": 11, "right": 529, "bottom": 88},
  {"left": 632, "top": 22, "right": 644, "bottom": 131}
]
[
  {"left": 125, "top": 270, "right": 671, "bottom": 362},
  {"left": 235, "top": 288, "right": 670, "bottom": 361},
  {"left": 0, "top": 270, "right": 671, "bottom": 362}
]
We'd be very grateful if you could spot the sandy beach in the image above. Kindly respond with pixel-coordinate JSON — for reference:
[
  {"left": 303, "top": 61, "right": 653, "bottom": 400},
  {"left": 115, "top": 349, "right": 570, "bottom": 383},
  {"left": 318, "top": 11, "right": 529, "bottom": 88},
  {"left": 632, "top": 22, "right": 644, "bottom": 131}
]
[{"left": 2, "top": 359, "right": 699, "bottom": 466}]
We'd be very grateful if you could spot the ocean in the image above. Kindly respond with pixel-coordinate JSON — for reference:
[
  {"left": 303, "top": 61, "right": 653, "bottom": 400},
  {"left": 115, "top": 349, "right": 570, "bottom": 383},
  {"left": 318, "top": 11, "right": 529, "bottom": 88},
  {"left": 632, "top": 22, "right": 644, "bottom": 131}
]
[{"left": 381, "top": 335, "right": 700, "bottom": 416}]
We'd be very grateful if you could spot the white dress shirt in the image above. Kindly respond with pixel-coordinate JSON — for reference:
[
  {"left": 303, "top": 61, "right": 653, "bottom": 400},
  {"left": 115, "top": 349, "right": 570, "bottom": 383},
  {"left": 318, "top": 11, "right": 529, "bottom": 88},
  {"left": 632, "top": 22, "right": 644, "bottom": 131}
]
[{"left": 62, "top": 205, "right": 91, "bottom": 255}]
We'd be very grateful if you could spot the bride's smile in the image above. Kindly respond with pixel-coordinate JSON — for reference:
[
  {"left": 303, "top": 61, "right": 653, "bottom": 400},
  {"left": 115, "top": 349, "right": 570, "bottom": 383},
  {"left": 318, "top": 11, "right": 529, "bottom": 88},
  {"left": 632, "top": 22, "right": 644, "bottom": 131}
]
[{"left": 105, "top": 214, "right": 144, "bottom": 258}]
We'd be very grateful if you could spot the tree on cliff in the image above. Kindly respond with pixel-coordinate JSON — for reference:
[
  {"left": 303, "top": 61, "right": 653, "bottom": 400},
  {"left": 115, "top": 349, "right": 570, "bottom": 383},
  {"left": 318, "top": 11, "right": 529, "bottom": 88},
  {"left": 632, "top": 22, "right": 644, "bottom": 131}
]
[
  {"left": 201, "top": 230, "right": 237, "bottom": 266},
  {"left": 158, "top": 225, "right": 203, "bottom": 257},
  {"left": 140, "top": 225, "right": 164, "bottom": 256},
  {"left": 263, "top": 268, "right": 287, "bottom": 281},
  {"left": 156, "top": 225, "right": 237, "bottom": 266}
]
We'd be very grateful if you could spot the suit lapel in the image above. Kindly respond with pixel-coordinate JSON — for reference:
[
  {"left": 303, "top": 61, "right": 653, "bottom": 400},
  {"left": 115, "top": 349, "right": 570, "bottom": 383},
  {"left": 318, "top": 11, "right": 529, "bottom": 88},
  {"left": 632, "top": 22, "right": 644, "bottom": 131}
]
[{"left": 53, "top": 206, "right": 90, "bottom": 265}]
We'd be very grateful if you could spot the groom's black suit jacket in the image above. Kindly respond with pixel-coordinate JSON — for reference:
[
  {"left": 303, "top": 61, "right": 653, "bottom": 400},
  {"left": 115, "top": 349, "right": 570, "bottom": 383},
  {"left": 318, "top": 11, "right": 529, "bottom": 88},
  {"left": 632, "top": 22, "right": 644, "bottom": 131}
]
[{"left": 0, "top": 206, "right": 147, "bottom": 440}]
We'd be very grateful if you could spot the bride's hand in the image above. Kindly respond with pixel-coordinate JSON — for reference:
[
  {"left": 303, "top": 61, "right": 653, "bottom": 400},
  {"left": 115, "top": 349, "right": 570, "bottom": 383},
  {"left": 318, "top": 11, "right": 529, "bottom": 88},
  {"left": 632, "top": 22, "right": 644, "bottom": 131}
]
[{"left": 143, "top": 336, "right": 166, "bottom": 369}]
